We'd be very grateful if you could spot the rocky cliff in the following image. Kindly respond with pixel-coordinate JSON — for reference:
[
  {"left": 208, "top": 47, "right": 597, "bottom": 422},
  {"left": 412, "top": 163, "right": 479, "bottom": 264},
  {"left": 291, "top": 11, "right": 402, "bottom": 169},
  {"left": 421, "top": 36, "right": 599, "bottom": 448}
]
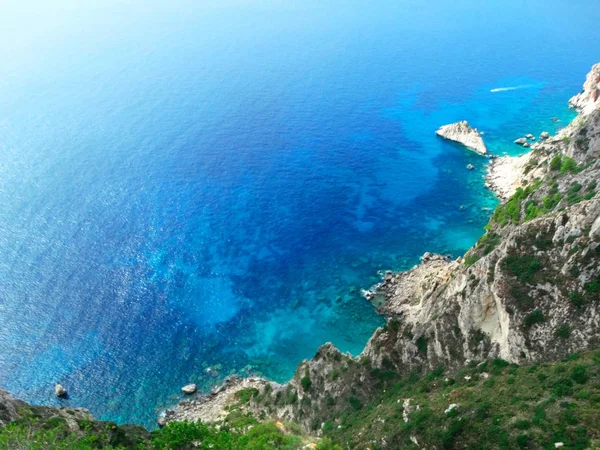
[{"left": 163, "top": 63, "right": 600, "bottom": 435}]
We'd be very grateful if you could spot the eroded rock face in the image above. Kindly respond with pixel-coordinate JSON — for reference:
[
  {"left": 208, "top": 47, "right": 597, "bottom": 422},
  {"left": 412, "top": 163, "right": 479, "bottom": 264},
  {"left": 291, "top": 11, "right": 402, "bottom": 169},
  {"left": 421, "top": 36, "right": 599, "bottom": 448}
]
[
  {"left": 436, "top": 121, "right": 488, "bottom": 155},
  {"left": 569, "top": 62, "right": 600, "bottom": 115},
  {"left": 0, "top": 388, "right": 25, "bottom": 427}
]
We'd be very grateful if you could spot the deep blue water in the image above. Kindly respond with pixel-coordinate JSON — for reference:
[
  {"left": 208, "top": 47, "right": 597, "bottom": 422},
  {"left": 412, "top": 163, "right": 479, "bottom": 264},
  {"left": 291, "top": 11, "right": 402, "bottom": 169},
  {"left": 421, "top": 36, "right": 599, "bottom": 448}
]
[{"left": 0, "top": 0, "right": 599, "bottom": 427}]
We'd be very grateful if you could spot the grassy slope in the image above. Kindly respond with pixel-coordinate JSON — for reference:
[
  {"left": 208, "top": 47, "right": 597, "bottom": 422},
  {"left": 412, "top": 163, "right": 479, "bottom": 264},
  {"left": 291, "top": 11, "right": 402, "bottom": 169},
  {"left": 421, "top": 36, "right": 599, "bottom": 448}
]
[{"left": 323, "top": 351, "right": 600, "bottom": 450}]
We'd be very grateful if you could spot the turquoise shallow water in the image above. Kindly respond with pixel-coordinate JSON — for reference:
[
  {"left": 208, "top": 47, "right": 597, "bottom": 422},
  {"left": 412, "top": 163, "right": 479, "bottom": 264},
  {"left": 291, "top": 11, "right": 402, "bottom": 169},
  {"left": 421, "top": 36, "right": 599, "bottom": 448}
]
[{"left": 0, "top": 0, "right": 598, "bottom": 427}]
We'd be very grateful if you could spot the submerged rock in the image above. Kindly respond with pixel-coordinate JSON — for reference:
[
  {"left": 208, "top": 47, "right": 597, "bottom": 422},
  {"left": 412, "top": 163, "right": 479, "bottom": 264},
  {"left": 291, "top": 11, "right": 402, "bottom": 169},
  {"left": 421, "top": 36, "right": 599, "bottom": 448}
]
[
  {"left": 55, "top": 384, "right": 67, "bottom": 398},
  {"left": 181, "top": 384, "right": 197, "bottom": 395},
  {"left": 436, "top": 121, "right": 487, "bottom": 155},
  {"left": 467, "top": 164, "right": 474, "bottom": 170}
]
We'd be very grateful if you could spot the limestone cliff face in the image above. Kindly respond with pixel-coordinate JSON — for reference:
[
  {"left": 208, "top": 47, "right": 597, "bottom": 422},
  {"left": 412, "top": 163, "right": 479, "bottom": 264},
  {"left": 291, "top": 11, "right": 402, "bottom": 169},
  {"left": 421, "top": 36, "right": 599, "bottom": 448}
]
[
  {"left": 569, "top": 62, "right": 600, "bottom": 116},
  {"left": 436, "top": 121, "right": 488, "bottom": 155},
  {"left": 166, "top": 64, "right": 600, "bottom": 434}
]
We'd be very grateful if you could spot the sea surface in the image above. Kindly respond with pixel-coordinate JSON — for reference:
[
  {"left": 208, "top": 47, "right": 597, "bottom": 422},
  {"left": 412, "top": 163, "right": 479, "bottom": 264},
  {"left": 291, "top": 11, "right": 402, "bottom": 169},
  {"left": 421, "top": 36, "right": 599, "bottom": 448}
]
[{"left": 0, "top": 0, "right": 599, "bottom": 427}]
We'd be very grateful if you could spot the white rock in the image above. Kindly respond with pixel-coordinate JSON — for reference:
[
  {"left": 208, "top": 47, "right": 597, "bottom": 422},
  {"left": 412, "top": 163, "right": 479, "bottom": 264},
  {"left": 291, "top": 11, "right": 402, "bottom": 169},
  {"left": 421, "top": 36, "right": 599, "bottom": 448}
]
[
  {"left": 436, "top": 121, "right": 487, "bottom": 155},
  {"left": 181, "top": 384, "right": 197, "bottom": 395},
  {"left": 54, "top": 384, "right": 67, "bottom": 398},
  {"left": 540, "top": 131, "right": 550, "bottom": 139},
  {"left": 445, "top": 403, "right": 460, "bottom": 414},
  {"left": 554, "top": 443, "right": 564, "bottom": 448},
  {"left": 515, "top": 138, "right": 527, "bottom": 145},
  {"left": 569, "top": 62, "right": 600, "bottom": 116}
]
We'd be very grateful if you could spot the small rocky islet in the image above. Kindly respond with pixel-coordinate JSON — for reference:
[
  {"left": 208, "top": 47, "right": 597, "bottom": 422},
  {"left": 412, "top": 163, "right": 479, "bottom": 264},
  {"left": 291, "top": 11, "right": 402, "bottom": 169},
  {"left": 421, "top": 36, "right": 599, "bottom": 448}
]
[{"left": 435, "top": 120, "right": 488, "bottom": 155}]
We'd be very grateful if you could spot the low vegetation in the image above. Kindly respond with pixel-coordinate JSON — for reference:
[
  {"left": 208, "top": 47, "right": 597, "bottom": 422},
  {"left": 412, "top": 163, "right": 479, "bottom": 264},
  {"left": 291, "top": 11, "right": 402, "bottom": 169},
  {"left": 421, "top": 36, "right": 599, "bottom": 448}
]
[
  {"left": 323, "top": 350, "right": 600, "bottom": 449},
  {"left": 0, "top": 409, "right": 340, "bottom": 450}
]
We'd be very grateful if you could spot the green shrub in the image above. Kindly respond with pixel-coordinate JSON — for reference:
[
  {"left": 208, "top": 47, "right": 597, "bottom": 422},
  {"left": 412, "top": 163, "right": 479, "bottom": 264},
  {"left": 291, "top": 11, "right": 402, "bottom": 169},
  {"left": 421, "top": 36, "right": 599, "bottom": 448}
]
[
  {"left": 416, "top": 336, "right": 428, "bottom": 354},
  {"left": 236, "top": 388, "right": 259, "bottom": 404},
  {"left": 549, "top": 155, "right": 562, "bottom": 170},
  {"left": 301, "top": 375, "right": 312, "bottom": 392},
  {"left": 348, "top": 396, "right": 362, "bottom": 410},
  {"left": 555, "top": 325, "right": 570, "bottom": 339},
  {"left": 316, "top": 437, "right": 344, "bottom": 450},
  {"left": 524, "top": 310, "right": 545, "bottom": 328},
  {"left": 464, "top": 253, "right": 481, "bottom": 266},
  {"left": 560, "top": 157, "right": 579, "bottom": 173},
  {"left": 502, "top": 255, "right": 542, "bottom": 283},
  {"left": 569, "top": 290, "right": 585, "bottom": 308},
  {"left": 571, "top": 365, "right": 589, "bottom": 384}
]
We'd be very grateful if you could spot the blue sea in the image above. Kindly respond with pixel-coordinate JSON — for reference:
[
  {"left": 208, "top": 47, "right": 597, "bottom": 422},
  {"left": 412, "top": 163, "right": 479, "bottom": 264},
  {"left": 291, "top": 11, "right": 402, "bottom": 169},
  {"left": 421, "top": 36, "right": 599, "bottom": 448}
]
[{"left": 0, "top": 0, "right": 599, "bottom": 427}]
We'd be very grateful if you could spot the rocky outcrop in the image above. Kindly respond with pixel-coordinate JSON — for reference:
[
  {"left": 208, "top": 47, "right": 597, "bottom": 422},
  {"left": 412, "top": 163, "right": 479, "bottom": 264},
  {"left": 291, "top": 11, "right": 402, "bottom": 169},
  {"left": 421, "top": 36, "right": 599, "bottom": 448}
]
[
  {"left": 436, "top": 121, "right": 488, "bottom": 155},
  {"left": 55, "top": 384, "right": 67, "bottom": 398},
  {"left": 0, "top": 386, "right": 150, "bottom": 445},
  {"left": 569, "top": 62, "right": 600, "bottom": 115},
  {"left": 181, "top": 384, "right": 197, "bottom": 395},
  {"left": 166, "top": 378, "right": 269, "bottom": 424},
  {"left": 0, "top": 388, "right": 25, "bottom": 427}
]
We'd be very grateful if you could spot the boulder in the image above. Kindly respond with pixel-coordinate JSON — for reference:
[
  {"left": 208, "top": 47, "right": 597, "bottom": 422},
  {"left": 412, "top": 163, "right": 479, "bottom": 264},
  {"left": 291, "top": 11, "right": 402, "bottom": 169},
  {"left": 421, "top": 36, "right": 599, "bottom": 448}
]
[
  {"left": 540, "top": 131, "right": 550, "bottom": 139},
  {"left": 514, "top": 138, "right": 527, "bottom": 145},
  {"left": 444, "top": 404, "right": 460, "bottom": 414},
  {"left": 525, "top": 134, "right": 535, "bottom": 140},
  {"left": 467, "top": 164, "right": 474, "bottom": 170},
  {"left": 54, "top": 384, "right": 67, "bottom": 398},
  {"left": 181, "top": 384, "right": 197, "bottom": 395}
]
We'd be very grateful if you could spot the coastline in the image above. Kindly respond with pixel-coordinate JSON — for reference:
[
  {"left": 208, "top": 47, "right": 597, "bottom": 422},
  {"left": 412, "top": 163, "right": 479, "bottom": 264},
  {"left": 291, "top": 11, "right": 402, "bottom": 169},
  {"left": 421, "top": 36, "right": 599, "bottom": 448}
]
[
  {"left": 160, "top": 62, "right": 600, "bottom": 428},
  {"left": 160, "top": 117, "right": 565, "bottom": 427}
]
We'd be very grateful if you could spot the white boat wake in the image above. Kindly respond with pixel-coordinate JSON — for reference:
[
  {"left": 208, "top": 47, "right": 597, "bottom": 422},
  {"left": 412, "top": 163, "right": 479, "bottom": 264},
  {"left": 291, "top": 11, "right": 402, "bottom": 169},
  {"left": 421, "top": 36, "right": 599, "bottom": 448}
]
[{"left": 490, "top": 84, "right": 533, "bottom": 93}]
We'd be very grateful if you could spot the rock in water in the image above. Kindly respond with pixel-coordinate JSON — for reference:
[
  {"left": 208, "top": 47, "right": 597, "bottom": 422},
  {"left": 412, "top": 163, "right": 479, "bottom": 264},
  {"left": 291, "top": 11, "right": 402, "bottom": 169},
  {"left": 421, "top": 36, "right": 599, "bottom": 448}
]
[
  {"left": 181, "top": 384, "right": 197, "bottom": 395},
  {"left": 435, "top": 121, "right": 487, "bottom": 155},
  {"left": 55, "top": 384, "right": 67, "bottom": 398},
  {"left": 514, "top": 137, "right": 528, "bottom": 146},
  {"left": 540, "top": 131, "right": 550, "bottom": 139}
]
